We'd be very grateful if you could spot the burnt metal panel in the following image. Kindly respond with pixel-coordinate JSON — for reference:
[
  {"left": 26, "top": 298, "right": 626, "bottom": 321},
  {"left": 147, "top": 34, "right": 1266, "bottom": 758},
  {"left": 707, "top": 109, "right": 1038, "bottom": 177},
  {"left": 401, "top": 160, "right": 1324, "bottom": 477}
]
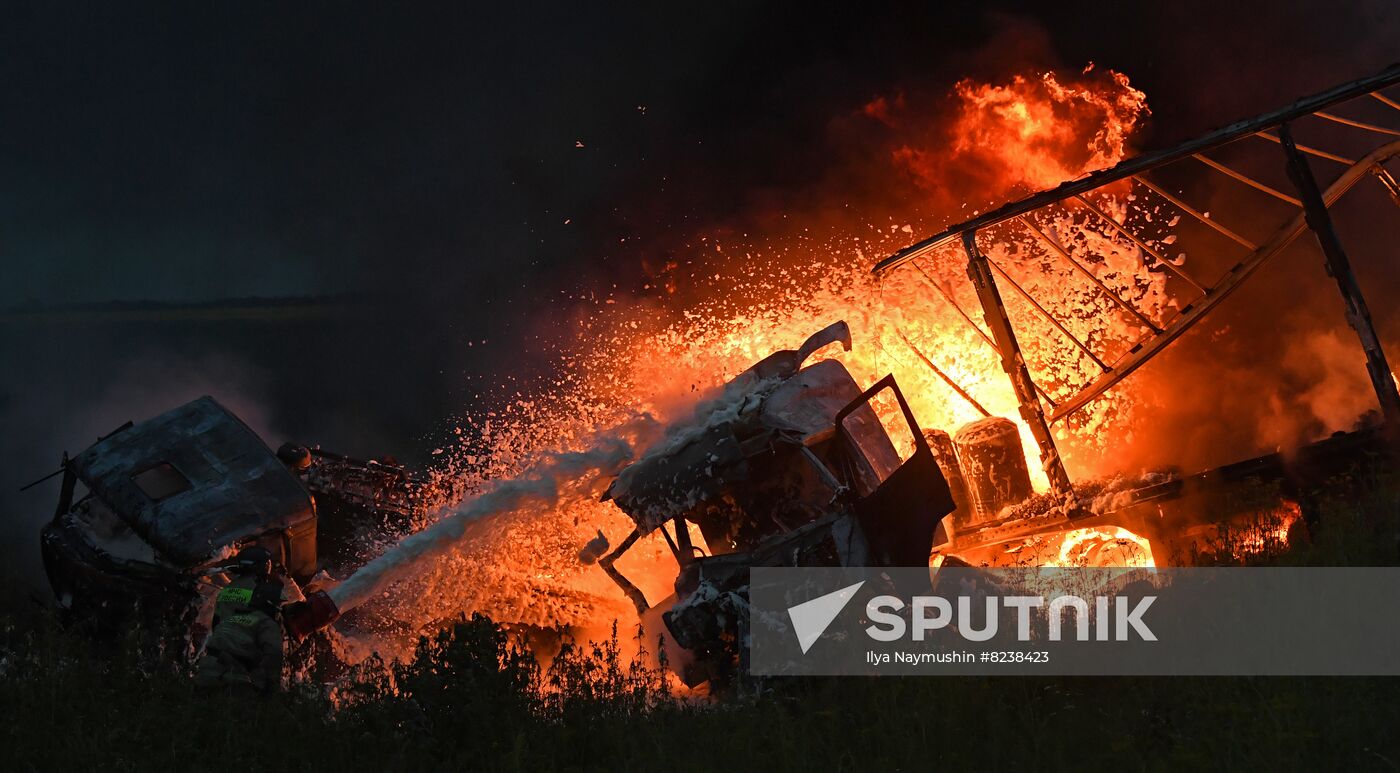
[
  {"left": 605, "top": 328, "right": 861, "bottom": 534},
  {"left": 605, "top": 421, "right": 749, "bottom": 533},
  {"left": 69, "top": 396, "right": 314, "bottom": 567},
  {"left": 759, "top": 359, "right": 864, "bottom": 438},
  {"left": 852, "top": 446, "right": 954, "bottom": 567}
]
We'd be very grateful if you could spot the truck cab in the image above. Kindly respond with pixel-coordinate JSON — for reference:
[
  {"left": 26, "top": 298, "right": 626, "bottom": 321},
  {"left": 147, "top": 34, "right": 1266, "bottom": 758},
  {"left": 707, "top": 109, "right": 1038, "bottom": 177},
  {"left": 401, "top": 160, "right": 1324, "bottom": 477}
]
[
  {"left": 592, "top": 322, "right": 957, "bottom": 683},
  {"left": 40, "top": 397, "right": 318, "bottom": 628}
]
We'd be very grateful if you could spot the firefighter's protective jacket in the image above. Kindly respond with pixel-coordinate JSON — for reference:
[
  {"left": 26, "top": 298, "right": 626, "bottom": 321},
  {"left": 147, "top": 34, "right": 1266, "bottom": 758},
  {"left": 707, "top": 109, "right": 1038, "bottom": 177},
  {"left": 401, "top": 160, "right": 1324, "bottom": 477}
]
[{"left": 195, "top": 607, "right": 284, "bottom": 693}]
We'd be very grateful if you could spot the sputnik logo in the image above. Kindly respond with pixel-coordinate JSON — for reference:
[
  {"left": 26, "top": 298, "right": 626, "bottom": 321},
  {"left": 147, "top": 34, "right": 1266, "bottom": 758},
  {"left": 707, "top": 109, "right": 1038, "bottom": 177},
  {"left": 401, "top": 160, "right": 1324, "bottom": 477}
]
[{"left": 787, "top": 581, "right": 865, "bottom": 654}]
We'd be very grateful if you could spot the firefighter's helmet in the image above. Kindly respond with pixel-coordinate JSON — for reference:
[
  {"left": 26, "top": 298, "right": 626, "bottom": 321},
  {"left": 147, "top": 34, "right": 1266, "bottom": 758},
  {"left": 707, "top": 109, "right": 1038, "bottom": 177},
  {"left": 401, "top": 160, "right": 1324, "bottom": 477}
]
[
  {"left": 234, "top": 546, "right": 275, "bottom": 580},
  {"left": 277, "top": 443, "right": 313, "bottom": 472}
]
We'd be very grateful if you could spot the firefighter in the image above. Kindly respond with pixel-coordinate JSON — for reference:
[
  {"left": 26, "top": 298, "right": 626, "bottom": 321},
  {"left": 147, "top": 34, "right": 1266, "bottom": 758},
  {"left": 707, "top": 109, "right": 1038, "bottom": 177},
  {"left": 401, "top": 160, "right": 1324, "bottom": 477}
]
[
  {"left": 212, "top": 545, "right": 275, "bottom": 629},
  {"left": 194, "top": 581, "right": 286, "bottom": 694}
]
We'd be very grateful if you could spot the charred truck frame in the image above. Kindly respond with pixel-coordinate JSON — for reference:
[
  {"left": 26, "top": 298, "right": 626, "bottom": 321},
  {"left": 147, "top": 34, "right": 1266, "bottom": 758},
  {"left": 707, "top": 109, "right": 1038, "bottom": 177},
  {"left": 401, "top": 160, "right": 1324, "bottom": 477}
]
[
  {"left": 591, "top": 321, "right": 956, "bottom": 683},
  {"left": 867, "top": 64, "right": 1400, "bottom": 562}
]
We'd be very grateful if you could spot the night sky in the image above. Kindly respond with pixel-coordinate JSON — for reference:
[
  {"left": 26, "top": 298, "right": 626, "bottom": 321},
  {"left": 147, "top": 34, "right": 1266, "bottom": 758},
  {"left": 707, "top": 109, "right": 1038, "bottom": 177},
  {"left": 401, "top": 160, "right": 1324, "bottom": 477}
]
[{"left": 2, "top": 1, "right": 1396, "bottom": 598}]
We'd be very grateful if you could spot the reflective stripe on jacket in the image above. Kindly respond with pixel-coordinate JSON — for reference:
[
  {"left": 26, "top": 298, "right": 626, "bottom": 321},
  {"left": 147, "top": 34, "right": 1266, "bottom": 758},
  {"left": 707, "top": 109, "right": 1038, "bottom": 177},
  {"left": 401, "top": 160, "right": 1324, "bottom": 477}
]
[{"left": 212, "top": 574, "right": 260, "bottom": 629}]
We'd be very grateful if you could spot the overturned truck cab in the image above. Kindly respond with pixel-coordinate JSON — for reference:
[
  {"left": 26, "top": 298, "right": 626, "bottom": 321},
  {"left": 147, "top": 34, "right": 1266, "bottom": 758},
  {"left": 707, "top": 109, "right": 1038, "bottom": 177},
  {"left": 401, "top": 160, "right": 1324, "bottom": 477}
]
[
  {"left": 37, "top": 392, "right": 461, "bottom": 640},
  {"left": 592, "top": 322, "right": 956, "bottom": 683},
  {"left": 40, "top": 397, "right": 319, "bottom": 629}
]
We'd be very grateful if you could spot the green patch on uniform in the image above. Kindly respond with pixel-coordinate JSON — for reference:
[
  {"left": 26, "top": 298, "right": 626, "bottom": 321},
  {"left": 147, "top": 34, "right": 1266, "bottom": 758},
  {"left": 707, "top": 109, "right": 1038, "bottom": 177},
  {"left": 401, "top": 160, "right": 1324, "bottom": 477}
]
[
  {"left": 218, "top": 587, "right": 253, "bottom": 605},
  {"left": 227, "top": 613, "right": 262, "bottom": 627}
]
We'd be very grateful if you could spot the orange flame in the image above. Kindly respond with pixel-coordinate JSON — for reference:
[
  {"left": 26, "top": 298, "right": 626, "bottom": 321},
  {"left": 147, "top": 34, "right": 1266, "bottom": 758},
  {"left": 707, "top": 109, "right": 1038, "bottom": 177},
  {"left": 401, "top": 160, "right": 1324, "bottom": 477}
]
[
  {"left": 1228, "top": 500, "right": 1303, "bottom": 559},
  {"left": 1045, "top": 526, "right": 1155, "bottom": 568},
  {"left": 352, "top": 66, "right": 1174, "bottom": 658},
  {"left": 892, "top": 65, "right": 1148, "bottom": 204}
]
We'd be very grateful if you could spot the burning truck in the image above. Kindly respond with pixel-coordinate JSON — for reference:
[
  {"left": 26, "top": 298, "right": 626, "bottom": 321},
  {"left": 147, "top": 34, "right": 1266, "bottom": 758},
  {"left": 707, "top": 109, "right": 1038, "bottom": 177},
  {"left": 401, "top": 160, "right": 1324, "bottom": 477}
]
[
  {"left": 30, "top": 319, "right": 1162, "bottom": 684},
  {"left": 586, "top": 321, "right": 957, "bottom": 682},
  {"left": 27, "top": 316, "right": 1375, "bottom": 682}
]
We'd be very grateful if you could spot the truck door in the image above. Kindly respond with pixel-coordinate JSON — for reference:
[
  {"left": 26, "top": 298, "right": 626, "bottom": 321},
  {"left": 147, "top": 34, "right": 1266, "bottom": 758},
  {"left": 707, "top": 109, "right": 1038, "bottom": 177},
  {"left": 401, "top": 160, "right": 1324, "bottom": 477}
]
[{"left": 834, "top": 375, "right": 955, "bottom": 566}]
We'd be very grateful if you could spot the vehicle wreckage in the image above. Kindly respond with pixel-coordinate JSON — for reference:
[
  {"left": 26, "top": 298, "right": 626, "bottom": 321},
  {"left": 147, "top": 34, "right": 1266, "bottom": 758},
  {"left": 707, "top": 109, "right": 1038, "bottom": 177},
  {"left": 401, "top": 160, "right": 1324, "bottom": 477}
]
[
  {"left": 31, "top": 65, "right": 1400, "bottom": 683},
  {"left": 586, "top": 321, "right": 956, "bottom": 682},
  {"left": 32, "top": 319, "right": 966, "bottom": 681},
  {"left": 36, "top": 396, "right": 440, "bottom": 638},
  {"left": 33, "top": 317, "right": 1376, "bottom": 681}
]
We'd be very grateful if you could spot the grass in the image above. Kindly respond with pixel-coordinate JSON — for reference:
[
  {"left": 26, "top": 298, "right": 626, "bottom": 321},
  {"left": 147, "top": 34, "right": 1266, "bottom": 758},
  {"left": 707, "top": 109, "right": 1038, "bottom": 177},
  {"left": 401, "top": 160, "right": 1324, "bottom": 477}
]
[{"left": 6, "top": 477, "right": 1400, "bottom": 772}]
